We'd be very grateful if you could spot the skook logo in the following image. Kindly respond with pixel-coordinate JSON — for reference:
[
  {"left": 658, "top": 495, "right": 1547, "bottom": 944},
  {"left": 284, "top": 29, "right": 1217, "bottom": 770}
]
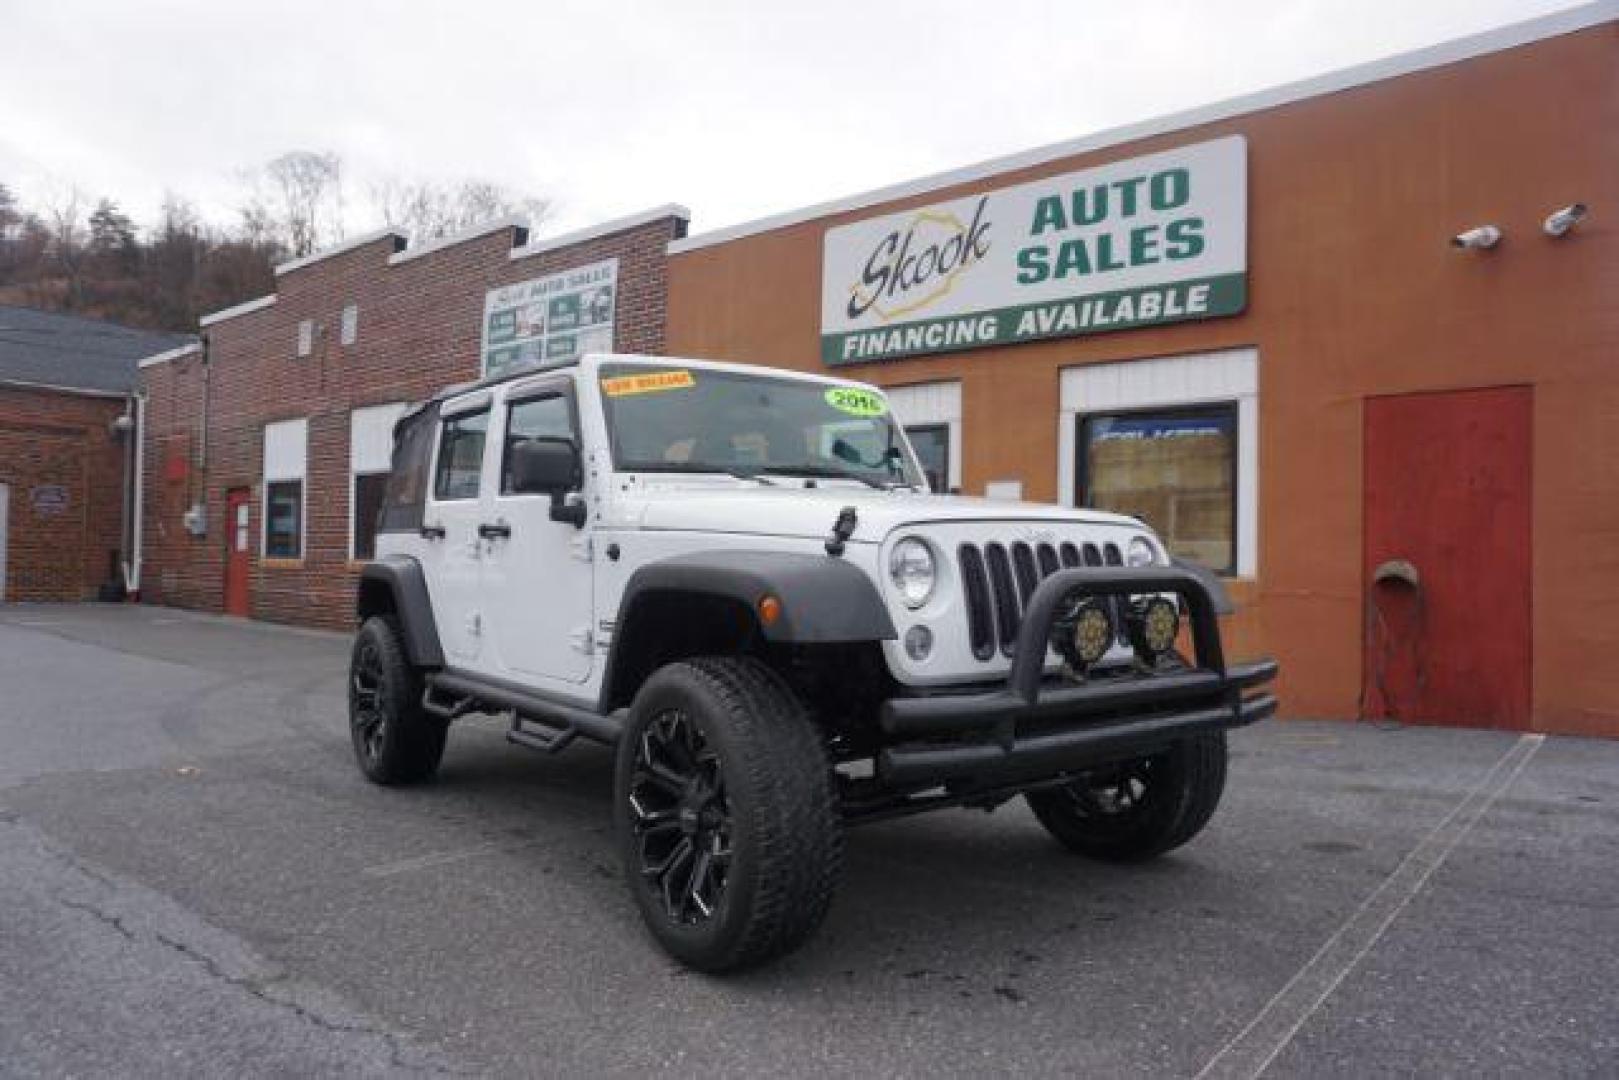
[{"left": 846, "top": 197, "right": 991, "bottom": 322}]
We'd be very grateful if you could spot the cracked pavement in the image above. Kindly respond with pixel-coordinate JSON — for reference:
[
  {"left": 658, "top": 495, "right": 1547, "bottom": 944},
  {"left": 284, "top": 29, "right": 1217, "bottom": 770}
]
[{"left": 1, "top": 604, "right": 1616, "bottom": 1077}]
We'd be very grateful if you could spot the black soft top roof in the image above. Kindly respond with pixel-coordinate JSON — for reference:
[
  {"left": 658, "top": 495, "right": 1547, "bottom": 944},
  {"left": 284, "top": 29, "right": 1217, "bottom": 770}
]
[{"left": 394, "top": 356, "right": 584, "bottom": 435}]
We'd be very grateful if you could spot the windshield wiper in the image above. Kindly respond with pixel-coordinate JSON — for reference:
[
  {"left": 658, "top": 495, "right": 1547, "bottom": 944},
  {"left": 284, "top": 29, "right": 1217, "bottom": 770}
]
[
  {"left": 759, "top": 464, "right": 889, "bottom": 490},
  {"left": 720, "top": 466, "right": 776, "bottom": 485}
]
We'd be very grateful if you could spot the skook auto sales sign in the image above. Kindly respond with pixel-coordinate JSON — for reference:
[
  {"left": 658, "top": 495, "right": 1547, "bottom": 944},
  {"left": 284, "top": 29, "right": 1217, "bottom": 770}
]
[{"left": 820, "top": 136, "right": 1246, "bottom": 365}]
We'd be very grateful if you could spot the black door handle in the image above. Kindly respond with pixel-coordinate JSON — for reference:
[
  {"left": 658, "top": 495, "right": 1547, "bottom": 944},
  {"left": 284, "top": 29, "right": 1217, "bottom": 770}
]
[
  {"left": 478, "top": 522, "right": 512, "bottom": 540},
  {"left": 419, "top": 524, "right": 446, "bottom": 540}
]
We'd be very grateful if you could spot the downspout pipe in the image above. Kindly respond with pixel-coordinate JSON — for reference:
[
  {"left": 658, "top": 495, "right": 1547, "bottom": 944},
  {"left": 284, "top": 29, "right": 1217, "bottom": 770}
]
[{"left": 126, "top": 390, "right": 147, "bottom": 597}]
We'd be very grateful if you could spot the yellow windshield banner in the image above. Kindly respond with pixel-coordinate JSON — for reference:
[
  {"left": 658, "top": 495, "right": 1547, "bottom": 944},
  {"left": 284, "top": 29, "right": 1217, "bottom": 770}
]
[
  {"left": 824, "top": 386, "right": 888, "bottom": 417},
  {"left": 601, "top": 370, "right": 696, "bottom": 397}
]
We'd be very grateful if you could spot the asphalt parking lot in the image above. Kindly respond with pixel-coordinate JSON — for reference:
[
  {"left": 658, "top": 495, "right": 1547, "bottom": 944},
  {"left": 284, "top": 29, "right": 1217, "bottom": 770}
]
[{"left": 1, "top": 604, "right": 1614, "bottom": 1078}]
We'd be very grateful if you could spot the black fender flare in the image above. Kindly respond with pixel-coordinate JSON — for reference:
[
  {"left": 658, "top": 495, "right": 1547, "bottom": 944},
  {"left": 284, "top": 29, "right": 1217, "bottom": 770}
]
[
  {"left": 616, "top": 550, "right": 897, "bottom": 644},
  {"left": 356, "top": 556, "right": 445, "bottom": 668},
  {"left": 599, "top": 550, "right": 897, "bottom": 711}
]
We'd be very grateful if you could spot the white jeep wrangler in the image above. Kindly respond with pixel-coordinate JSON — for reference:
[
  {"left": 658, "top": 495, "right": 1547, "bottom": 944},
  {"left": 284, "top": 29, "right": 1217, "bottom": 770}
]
[{"left": 350, "top": 353, "right": 1277, "bottom": 971}]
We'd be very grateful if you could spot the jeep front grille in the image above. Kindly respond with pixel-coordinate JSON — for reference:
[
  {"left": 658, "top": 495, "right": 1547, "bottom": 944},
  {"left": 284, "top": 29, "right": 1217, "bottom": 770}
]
[{"left": 957, "top": 539, "right": 1122, "bottom": 661}]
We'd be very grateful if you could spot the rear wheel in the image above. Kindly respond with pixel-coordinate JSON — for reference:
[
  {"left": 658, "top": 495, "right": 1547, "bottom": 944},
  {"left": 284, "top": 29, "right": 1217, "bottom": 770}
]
[
  {"left": 349, "top": 616, "right": 446, "bottom": 785},
  {"left": 615, "top": 657, "right": 842, "bottom": 972},
  {"left": 1025, "top": 733, "right": 1227, "bottom": 862}
]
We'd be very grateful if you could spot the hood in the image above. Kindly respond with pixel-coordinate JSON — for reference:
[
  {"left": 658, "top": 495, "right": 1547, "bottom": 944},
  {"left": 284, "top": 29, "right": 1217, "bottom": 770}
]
[{"left": 626, "top": 480, "right": 1140, "bottom": 543}]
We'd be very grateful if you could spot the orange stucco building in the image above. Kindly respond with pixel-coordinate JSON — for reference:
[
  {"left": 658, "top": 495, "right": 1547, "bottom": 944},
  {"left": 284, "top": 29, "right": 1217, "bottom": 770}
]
[{"left": 665, "top": 8, "right": 1618, "bottom": 736}]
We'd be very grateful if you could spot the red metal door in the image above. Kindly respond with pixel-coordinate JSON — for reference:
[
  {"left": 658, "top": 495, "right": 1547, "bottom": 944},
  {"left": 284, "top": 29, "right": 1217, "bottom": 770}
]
[
  {"left": 1362, "top": 387, "right": 1531, "bottom": 729},
  {"left": 224, "top": 488, "right": 251, "bottom": 617}
]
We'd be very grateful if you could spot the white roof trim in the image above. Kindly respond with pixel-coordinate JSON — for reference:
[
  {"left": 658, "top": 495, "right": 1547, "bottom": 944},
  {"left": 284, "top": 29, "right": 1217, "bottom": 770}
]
[
  {"left": 0, "top": 377, "right": 131, "bottom": 399},
  {"left": 387, "top": 214, "right": 528, "bottom": 266},
  {"left": 511, "top": 203, "right": 691, "bottom": 261},
  {"left": 198, "top": 294, "right": 277, "bottom": 327},
  {"left": 273, "top": 226, "right": 408, "bottom": 277},
  {"left": 670, "top": 1, "right": 1618, "bottom": 254},
  {"left": 135, "top": 342, "right": 203, "bottom": 368}
]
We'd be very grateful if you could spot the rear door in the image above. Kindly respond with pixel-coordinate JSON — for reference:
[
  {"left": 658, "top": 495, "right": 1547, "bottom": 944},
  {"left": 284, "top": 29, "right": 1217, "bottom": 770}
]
[
  {"left": 482, "top": 378, "right": 595, "bottom": 685},
  {"left": 0, "top": 482, "right": 8, "bottom": 601},
  {"left": 423, "top": 392, "right": 495, "bottom": 668}
]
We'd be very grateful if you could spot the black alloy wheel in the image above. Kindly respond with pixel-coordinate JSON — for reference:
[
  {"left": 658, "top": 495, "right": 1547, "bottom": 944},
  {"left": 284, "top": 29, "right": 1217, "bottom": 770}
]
[
  {"left": 628, "top": 708, "right": 733, "bottom": 925},
  {"left": 1064, "top": 757, "right": 1157, "bottom": 821},
  {"left": 1025, "top": 733, "right": 1228, "bottom": 862},
  {"left": 614, "top": 656, "right": 842, "bottom": 972}
]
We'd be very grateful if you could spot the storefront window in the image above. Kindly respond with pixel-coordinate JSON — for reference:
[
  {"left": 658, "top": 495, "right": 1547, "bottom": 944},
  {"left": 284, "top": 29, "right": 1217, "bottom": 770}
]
[
  {"left": 1079, "top": 405, "right": 1236, "bottom": 574},
  {"left": 265, "top": 480, "right": 303, "bottom": 559},
  {"left": 905, "top": 424, "right": 951, "bottom": 493}
]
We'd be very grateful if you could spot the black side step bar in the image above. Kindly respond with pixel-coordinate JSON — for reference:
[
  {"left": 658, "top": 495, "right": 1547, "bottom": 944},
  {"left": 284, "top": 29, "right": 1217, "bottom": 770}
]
[
  {"left": 506, "top": 716, "right": 577, "bottom": 754},
  {"left": 423, "top": 669, "right": 623, "bottom": 747}
]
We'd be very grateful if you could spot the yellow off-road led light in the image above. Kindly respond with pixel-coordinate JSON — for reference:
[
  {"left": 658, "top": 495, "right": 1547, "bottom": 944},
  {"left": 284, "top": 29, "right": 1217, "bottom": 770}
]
[
  {"left": 1128, "top": 596, "right": 1180, "bottom": 661},
  {"left": 1073, "top": 603, "right": 1114, "bottom": 666},
  {"left": 1051, "top": 597, "right": 1114, "bottom": 674}
]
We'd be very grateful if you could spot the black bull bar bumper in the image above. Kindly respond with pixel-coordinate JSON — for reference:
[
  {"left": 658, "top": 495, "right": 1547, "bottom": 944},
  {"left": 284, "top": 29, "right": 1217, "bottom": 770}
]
[{"left": 877, "top": 566, "right": 1278, "bottom": 788}]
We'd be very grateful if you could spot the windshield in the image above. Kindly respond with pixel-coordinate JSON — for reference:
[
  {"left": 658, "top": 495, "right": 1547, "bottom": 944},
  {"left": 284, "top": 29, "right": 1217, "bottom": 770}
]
[{"left": 596, "top": 364, "right": 924, "bottom": 488}]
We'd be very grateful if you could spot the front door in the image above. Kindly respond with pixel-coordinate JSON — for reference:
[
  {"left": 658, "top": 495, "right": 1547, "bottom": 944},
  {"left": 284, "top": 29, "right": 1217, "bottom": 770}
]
[
  {"left": 1362, "top": 386, "right": 1532, "bottom": 729},
  {"left": 483, "top": 382, "right": 595, "bottom": 685},
  {"left": 224, "top": 487, "right": 251, "bottom": 616}
]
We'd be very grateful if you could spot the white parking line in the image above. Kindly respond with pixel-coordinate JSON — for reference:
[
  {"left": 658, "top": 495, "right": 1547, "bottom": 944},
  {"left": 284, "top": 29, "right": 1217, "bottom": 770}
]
[{"left": 1194, "top": 732, "right": 1545, "bottom": 1080}]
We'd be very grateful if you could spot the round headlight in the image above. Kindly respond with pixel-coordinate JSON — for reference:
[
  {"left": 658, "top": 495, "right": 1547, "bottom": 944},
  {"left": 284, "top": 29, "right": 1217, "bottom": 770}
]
[
  {"left": 1126, "top": 535, "right": 1159, "bottom": 567},
  {"left": 889, "top": 538, "right": 936, "bottom": 609}
]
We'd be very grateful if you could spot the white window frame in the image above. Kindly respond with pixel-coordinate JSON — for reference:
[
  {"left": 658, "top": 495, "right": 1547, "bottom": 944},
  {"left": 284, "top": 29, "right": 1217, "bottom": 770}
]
[
  {"left": 883, "top": 380, "right": 962, "bottom": 493},
  {"left": 297, "top": 318, "right": 314, "bottom": 358},
  {"left": 1058, "top": 347, "right": 1258, "bottom": 577},
  {"left": 262, "top": 418, "right": 308, "bottom": 560},
  {"left": 349, "top": 403, "right": 408, "bottom": 560},
  {"left": 340, "top": 303, "right": 358, "bottom": 346}
]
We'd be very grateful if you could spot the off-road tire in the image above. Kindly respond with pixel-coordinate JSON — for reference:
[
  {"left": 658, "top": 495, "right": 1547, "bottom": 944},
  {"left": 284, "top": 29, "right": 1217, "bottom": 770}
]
[
  {"left": 615, "top": 656, "right": 843, "bottom": 972},
  {"left": 1025, "top": 733, "right": 1227, "bottom": 862},
  {"left": 349, "top": 615, "right": 446, "bottom": 785}
]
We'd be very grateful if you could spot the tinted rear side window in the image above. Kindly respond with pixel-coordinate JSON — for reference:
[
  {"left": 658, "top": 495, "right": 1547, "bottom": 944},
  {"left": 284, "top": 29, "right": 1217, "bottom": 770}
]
[{"left": 378, "top": 403, "right": 438, "bottom": 533}]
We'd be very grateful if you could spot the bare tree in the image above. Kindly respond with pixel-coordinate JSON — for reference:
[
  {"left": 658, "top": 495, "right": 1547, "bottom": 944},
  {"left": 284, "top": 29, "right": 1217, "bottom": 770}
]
[
  {"left": 43, "top": 185, "right": 90, "bottom": 308},
  {"left": 371, "top": 176, "right": 453, "bottom": 240},
  {"left": 263, "top": 150, "right": 344, "bottom": 257},
  {"left": 453, "top": 179, "right": 551, "bottom": 232},
  {"left": 371, "top": 175, "right": 550, "bottom": 242}
]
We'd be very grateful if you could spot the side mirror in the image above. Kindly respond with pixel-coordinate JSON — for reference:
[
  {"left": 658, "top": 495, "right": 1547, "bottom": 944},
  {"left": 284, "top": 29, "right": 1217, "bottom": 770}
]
[
  {"left": 510, "top": 438, "right": 580, "bottom": 494},
  {"left": 510, "top": 438, "right": 587, "bottom": 526}
]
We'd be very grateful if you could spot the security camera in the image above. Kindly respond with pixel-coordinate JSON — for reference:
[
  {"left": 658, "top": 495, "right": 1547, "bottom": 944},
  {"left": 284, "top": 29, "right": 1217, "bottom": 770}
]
[
  {"left": 1451, "top": 225, "right": 1502, "bottom": 250},
  {"left": 1542, "top": 203, "right": 1587, "bottom": 237}
]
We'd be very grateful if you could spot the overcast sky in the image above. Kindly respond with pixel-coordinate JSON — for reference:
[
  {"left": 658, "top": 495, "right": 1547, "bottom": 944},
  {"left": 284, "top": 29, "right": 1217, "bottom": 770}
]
[{"left": 0, "top": 0, "right": 1577, "bottom": 242}]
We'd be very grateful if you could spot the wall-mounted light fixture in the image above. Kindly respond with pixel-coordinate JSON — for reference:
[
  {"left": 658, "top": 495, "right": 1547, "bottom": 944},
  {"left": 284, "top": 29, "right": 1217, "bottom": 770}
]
[
  {"left": 1451, "top": 225, "right": 1502, "bottom": 251},
  {"left": 1542, "top": 203, "right": 1588, "bottom": 237}
]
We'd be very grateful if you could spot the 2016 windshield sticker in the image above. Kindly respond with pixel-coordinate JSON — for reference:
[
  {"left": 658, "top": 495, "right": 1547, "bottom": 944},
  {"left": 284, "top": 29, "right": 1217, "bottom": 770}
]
[
  {"left": 601, "top": 370, "right": 696, "bottom": 397},
  {"left": 825, "top": 386, "right": 887, "bottom": 417}
]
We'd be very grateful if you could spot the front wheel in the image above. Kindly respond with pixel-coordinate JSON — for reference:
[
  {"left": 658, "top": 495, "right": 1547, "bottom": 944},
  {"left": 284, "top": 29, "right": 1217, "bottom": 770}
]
[
  {"left": 614, "top": 657, "right": 843, "bottom": 972},
  {"left": 1024, "top": 733, "right": 1228, "bottom": 862}
]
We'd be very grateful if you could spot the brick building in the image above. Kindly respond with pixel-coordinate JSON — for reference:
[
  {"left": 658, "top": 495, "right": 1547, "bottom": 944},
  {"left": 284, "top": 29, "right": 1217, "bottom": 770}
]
[
  {"left": 0, "top": 305, "right": 191, "bottom": 601},
  {"left": 135, "top": 206, "right": 687, "bottom": 628}
]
